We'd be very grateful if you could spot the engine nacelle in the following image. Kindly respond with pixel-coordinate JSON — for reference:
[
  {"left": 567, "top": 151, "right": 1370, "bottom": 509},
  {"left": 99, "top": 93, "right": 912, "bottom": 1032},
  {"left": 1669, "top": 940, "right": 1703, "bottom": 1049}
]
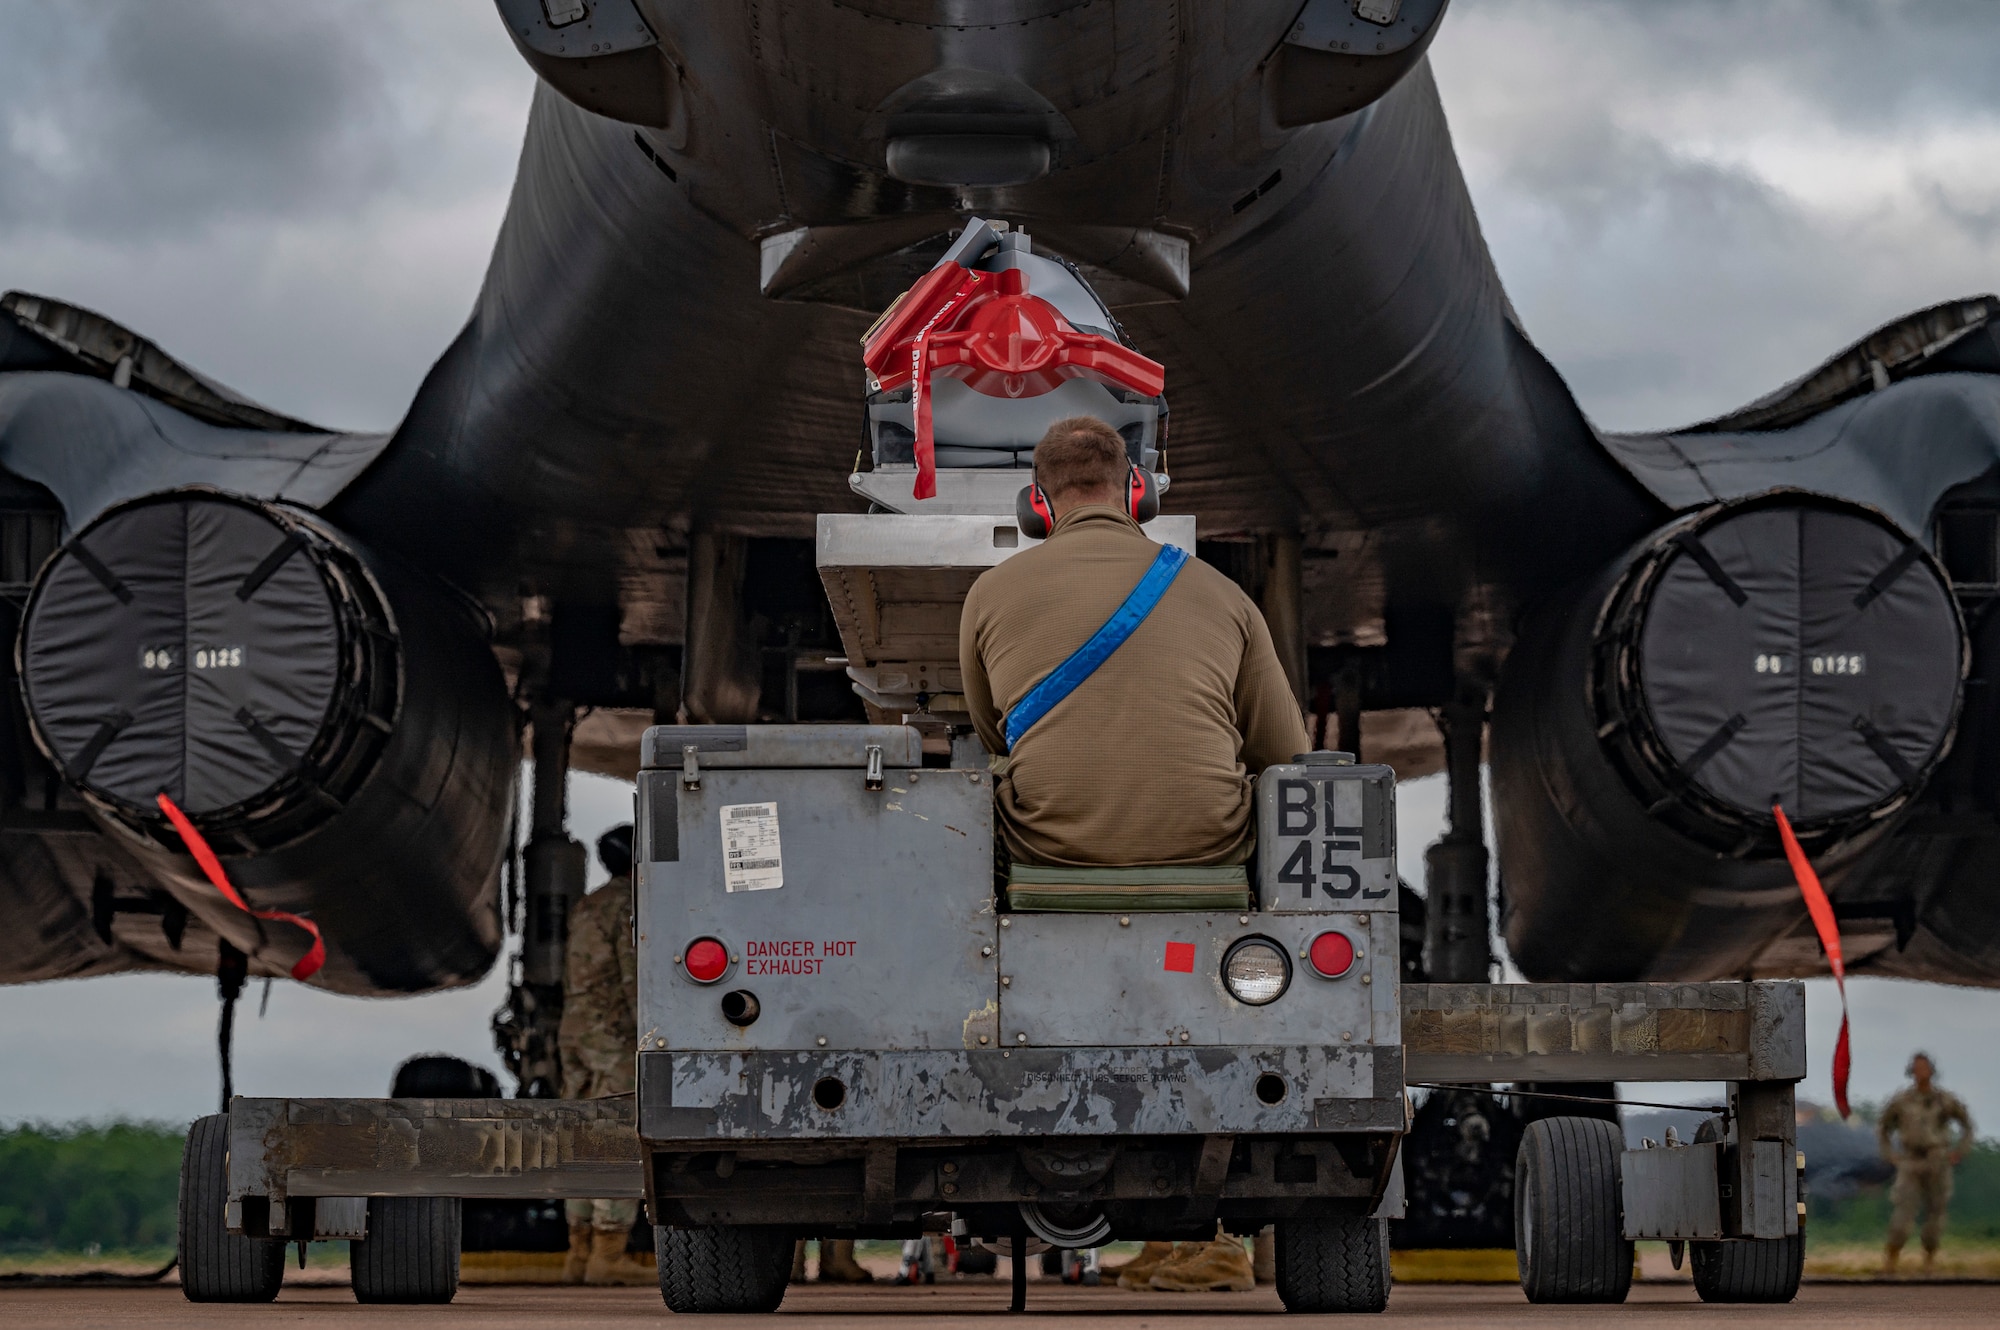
[
  {"left": 18, "top": 489, "right": 516, "bottom": 992},
  {"left": 1494, "top": 492, "right": 1965, "bottom": 980}
]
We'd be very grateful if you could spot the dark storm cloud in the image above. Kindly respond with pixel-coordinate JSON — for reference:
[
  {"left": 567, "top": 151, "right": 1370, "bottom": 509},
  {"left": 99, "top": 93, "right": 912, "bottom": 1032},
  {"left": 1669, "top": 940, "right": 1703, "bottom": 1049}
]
[{"left": 0, "top": 2, "right": 386, "bottom": 235}]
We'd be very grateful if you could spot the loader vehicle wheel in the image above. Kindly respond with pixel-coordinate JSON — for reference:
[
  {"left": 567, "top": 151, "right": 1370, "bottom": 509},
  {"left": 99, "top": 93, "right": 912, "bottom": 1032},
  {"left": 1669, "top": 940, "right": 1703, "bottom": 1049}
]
[
  {"left": 350, "top": 1197, "right": 461, "bottom": 1303},
  {"left": 657, "top": 1224, "right": 793, "bottom": 1313},
  {"left": 1515, "top": 1116, "right": 1632, "bottom": 1303},
  {"left": 1273, "top": 1215, "right": 1389, "bottom": 1313},
  {"left": 178, "top": 1114, "right": 285, "bottom": 1302},
  {"left": 1691, "top": 1233, "right": 1803, "bottom": 1303}
]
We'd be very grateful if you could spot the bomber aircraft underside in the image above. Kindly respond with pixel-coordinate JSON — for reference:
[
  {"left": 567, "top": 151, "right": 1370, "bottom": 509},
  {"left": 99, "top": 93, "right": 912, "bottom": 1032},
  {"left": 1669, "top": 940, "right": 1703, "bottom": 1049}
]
[{"left": 1, "top": 0, "right": 1998, "bottom": 1020}]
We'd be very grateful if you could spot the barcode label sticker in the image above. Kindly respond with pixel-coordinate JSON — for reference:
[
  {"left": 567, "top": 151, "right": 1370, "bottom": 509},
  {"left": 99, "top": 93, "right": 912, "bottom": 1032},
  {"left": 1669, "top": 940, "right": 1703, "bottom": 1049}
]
[{"left": 720, "top": 802, "right": 784, "bottom": 893}]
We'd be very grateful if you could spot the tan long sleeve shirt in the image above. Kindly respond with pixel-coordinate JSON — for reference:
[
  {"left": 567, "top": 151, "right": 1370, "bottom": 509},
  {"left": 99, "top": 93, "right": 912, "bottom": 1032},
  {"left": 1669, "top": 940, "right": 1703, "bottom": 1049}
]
[{"left": 960, "top": 505, "right": 1310, "bottom": 867}]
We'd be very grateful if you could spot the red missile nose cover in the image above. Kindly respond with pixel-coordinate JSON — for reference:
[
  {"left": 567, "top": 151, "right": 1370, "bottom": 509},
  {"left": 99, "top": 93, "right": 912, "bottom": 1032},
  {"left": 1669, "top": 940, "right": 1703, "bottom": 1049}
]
[{"left": 863, "top": 263, "right": 1165, "bottom": 499}]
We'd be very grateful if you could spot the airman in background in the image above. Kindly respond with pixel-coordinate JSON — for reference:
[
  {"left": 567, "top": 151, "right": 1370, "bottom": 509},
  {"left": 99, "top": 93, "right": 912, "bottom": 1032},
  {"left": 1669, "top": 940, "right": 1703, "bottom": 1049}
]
[
  {"left": 558, "top": 825, "right": 654, "bottom": 1287},
  {"left": 1878, "top": 1050, "right": 1975, "bottom": 1274}
]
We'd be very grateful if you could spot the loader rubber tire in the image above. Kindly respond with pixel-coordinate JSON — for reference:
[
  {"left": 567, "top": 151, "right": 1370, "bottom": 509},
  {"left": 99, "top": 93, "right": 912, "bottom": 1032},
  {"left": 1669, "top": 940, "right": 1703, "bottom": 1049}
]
[
  {"left": 1692, "top": 1233, "right": 1803, "bottom": 1303},
  {"left": 177, "top": 1113, "right": 285, "bottom": 1303},
  {"left": 1273, "top": 1216, "right": 1390, "bottom": 1313},
  {"left": 1515, "top": 1115, "right": 1633, "bottom": 1304},
  {"left": 658, "top": 1225, "right": 793, "bottom": 1313},
  {"left": 350, "top": 1197, "right": 460, "bottom": 1304}
]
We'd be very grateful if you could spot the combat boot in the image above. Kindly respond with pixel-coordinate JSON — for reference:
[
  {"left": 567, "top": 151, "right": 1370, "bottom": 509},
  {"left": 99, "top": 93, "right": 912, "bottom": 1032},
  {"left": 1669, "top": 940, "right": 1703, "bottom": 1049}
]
[
  {"left": 817, "top": 1238, "right": 875, "bottom": 1282},
  {"left": 562, "top": 1221, "right": 591, "bottom": 1284},
  {"left": 584, "top": 1227, "right": 656, "bottom": 1286},
  {"left": 1149, "top": 1235, "right": 1256, "bottom": 1292},
  {"left": 1111, "top": 1241, "right": 1180, "bottom": 1290}
]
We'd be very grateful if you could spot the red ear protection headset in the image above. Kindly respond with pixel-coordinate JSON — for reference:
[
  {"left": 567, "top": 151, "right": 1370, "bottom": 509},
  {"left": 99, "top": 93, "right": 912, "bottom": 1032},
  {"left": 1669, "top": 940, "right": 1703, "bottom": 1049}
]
[{"left": 1016, "top": 464, "right": 1159, "bottom": 540}]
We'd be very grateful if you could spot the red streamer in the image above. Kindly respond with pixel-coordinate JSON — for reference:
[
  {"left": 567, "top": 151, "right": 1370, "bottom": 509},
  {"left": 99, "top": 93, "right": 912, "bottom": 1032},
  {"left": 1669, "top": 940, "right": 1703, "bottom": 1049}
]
[
  {"left": 1773, "top": 802, "right": 1850, "bottom": 1118},
  {"left": 157, "top": 792, "right": 325, "bottom": 981}
]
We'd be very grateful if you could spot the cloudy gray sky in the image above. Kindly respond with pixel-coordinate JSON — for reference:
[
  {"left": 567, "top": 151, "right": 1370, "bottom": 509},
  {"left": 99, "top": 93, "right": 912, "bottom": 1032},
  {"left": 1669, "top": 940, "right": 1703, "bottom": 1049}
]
[
  {"left": 0, "top": 0, "right": 531, "bottom": 431},
  {"left": 1434, "top": 0, "right": 2000, "bottom": 429},
  {"left": 2, "top": 1, "right": 1997, "bottom": 1125}
]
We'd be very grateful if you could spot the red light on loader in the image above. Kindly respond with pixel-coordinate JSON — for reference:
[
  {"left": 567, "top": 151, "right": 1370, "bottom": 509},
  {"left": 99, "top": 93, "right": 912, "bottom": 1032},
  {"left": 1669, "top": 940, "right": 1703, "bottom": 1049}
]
[
  {"left": 1307, "top": 931, "right": 1356, "bottom": 979},
  {"left": 683, "top": 937, "right": 730, "bottom": 984}
]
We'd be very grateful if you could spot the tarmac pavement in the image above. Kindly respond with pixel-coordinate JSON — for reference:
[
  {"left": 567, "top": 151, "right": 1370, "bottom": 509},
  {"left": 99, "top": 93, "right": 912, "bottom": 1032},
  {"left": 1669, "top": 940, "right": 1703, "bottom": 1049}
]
[{"left": 1, "top": 1280, "right": 1992, "bottom": 1327}]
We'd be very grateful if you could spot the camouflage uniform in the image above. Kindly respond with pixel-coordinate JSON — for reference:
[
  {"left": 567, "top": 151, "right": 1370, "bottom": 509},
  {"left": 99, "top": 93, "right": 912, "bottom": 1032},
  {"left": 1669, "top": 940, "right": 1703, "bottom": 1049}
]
[
  {"left": 560, "top": 874, "right": 639, "bottom": 1231},
  {"left": 1878, "top": 1083, "right": 1974, "bottom": 1255}
]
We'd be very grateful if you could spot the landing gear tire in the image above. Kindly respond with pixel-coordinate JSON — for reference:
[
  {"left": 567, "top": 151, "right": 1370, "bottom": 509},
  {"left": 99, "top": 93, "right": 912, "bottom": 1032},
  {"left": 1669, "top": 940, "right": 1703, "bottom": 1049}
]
[
  {"left": 1273, "top": 1216, "right": 1390, "bottom": 1313},
  {"left": 1691, "top": 1233, "right": 1804, "bottom": 1303},
  {"left": 349, "top": 1197, "right": 461, "bottom": 1304},
  {"left": 177, "top": 1114, "right": 285, "bottom": 1303},
  {"left": 1514, "top": 1116, "right": 1633, "bottom": 1304},
  {"left": 657, "top": 1225, "right": 794, "bottom": 1313}
]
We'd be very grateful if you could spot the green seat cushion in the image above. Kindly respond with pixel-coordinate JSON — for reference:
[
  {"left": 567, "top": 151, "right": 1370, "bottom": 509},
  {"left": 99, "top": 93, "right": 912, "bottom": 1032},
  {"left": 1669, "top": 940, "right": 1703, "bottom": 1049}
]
[{"left": 1004, "top": 863, "right": 1250, "bottom": 913}]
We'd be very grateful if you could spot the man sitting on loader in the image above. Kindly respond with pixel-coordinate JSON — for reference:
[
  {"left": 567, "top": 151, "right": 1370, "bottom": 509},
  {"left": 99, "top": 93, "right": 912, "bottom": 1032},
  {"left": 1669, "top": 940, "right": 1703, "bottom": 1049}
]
[
  {"left": 960, "top": 415, "right": 1308, "bottom": 870},
  {"left": 959, "top": 414, "right": 1311, "bottom": 1292}
]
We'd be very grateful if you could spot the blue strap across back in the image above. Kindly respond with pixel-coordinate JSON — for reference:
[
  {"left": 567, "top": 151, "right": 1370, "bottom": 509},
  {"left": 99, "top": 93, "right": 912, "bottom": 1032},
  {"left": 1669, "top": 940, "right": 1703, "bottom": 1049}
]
[{"left": 1003, "top": 543, "right": 1190, "bottom": 752}]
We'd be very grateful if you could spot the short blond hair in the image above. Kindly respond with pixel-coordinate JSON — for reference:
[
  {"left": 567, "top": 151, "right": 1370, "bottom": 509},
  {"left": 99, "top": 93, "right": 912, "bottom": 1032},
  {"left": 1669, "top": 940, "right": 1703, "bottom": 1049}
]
[{"left": 1034, "top": 416, "right": 1129, "bottom": 502}]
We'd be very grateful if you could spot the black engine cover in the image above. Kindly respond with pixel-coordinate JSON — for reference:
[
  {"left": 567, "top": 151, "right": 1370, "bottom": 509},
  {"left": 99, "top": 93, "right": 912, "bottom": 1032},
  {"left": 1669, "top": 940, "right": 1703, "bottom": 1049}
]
[
  {"left": 17, "top": 489, "right": 516, "bottom": 992},
  {"left": 1494, "top": 493, "right": 1966, "bottom": 981}
]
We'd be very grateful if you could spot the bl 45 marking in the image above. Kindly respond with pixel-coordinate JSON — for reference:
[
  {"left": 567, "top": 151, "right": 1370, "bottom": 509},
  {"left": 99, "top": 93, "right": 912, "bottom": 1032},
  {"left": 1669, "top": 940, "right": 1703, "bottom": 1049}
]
[{"left": 1274, "top": 778, "right": 1391, "bottom": 902}]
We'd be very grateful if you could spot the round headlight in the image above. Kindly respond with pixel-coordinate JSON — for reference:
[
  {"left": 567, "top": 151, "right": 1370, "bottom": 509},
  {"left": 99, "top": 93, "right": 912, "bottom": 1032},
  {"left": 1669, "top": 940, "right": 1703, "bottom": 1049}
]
[{"left": 1221, "top": 937, "right": 1291, "bottom": 1006}]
